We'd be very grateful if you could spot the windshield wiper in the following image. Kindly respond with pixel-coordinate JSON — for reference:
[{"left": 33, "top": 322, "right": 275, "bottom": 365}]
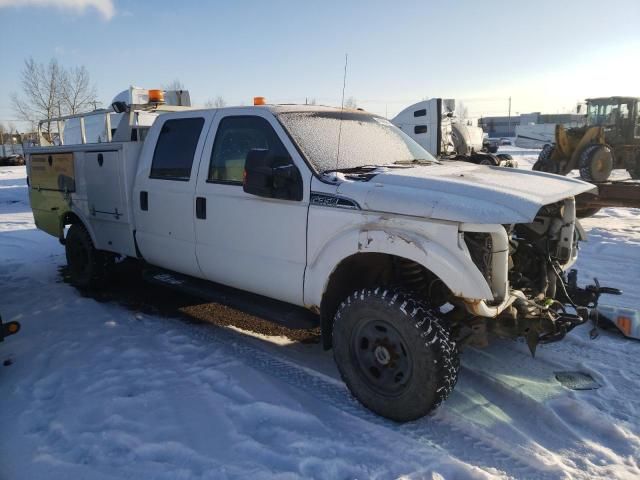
[
  {"left": 393, "top": 158, "right": 441, "bottom": 166},
  {"left": 323, "top": 164, "right": 383, "bottom": 174}
]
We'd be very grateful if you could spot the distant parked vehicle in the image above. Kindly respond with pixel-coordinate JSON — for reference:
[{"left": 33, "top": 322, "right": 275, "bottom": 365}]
[
  {"left": 0, "top": 155, "right": 25, "bottom": 167},
  {"left": 483, "top": 138, "right": 499, "bottom": 153},
  {"left": 499, "top": 138, "right": 512, "bottom": 146},
  {"left": 391, "top": 100, "right": 513, "bottom": 165}
]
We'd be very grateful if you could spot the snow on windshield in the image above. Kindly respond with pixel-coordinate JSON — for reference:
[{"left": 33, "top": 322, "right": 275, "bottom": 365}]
[{"left": 277, "top": 110, "right": 435, "bottom": 173}]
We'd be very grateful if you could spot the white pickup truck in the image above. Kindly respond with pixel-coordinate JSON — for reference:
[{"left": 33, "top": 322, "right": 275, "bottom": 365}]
[{"left": 26, "top": 90, "right": 608, "bottom": 421}]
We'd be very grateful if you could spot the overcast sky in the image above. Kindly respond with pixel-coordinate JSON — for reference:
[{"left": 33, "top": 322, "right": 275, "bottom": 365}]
[{"left": 1, "top": 0, "right": 639, "bottom": 129}]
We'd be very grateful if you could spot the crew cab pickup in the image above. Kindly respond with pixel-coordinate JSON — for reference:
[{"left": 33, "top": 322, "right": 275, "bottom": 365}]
[{"left": 26, "top": 90, "right": 610, "bottom": 421}]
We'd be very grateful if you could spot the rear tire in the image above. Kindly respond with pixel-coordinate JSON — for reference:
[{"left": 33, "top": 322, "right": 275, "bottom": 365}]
[
  {"left": 65, "top": 224, "right": 112, "bottom": 288},
  {"left": 579, "top": 144, "right": 614, "bottom": 182},
  {"left": 332, "top": 288, "right": 459, "bottom": 422}
]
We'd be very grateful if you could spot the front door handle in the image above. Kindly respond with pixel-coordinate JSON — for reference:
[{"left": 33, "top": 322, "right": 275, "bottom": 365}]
[
  {"left": 196, "top": 197, "right": 206, "bottom": 219},
  {"left": 140, "top": 191, "right": 148, "bottom": 211}
]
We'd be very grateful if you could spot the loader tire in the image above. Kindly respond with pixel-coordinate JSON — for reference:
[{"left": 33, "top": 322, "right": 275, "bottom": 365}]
[
  {"left": 627, "top": 153, "right": 640, "bottom": 180},
  {"left": 65, "top": 224, "right": 112, "bottom": 289},
  {"left": 579, "top": 144, "right": 613, "bottom": 182},
  {"left": 576, "top": 207, "right": 602, "bottom": 218},
  {"left": 533, "top": 145, "right": 559, "bottom": 174},
  {"left": 332, "top": 288, "right": 459, "bottom": 422},
  {"left": 473, "top": 153, "right": 498, "bottom": 166}
]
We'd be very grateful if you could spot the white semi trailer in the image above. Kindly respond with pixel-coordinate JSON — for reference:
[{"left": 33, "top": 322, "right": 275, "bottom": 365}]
[{"left": 391, "top": 99, "right": 515, "bottom": 166}]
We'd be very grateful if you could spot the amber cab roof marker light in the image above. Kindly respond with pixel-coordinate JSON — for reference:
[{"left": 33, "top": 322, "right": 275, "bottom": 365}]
[{"left": 149, "top": 89, "right": 165, "bottom": 104}]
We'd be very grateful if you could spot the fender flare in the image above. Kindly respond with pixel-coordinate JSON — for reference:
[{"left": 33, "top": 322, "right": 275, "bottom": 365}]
[
  {"left": 304, "top": 226, "right": 493, "bottom": 309},
  {"left": 58, "top": 207, "right": 98, "bottom": 246}
]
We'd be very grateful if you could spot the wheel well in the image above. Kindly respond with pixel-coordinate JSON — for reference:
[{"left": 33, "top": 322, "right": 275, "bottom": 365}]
[
  {"left": 59, "top": 211, "right": 83, "bottom": 244},
  {"left": 319, "top": 253, "right": 449, "bottom": 350}
]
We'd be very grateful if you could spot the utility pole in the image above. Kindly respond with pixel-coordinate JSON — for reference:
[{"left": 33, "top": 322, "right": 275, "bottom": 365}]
[{"left": 507, "top": 96, "right": 512, "bottom": 137}]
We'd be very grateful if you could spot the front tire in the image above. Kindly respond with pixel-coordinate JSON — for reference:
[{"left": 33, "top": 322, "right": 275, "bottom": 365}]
[
  {"left": 332, "top": 288, "right": 459, "bottom": 422},
  {"left": 627, "top": 152, "right": 640, "bottom": 180},
  {"left": 579, "top": 144, "right": 613, "bottom": 182},
  {"left": 65, "top": 224, "right": 112, "bottom": 288}
]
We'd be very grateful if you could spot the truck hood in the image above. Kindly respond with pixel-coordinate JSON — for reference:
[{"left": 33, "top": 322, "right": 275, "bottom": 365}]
[{"left": 336, "top": 162, "right": 596, "bottom": 224}]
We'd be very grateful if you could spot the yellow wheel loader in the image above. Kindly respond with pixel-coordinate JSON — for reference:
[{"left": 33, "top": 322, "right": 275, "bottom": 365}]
[{"left": 533, "top": 96, "right": 640, "bottom": 182}]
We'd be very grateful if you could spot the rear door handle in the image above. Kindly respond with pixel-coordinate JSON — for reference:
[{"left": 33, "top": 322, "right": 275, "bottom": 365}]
[
  {"left": 140, "top": 191, "right": 148, "bottom": 211},
  {"left": 196, "top": 197, "right": 206, "bottom": 219}
]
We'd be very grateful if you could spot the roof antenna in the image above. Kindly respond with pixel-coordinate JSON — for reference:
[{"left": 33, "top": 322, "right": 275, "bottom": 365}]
[{"left": 334, "top": 53, "right": 348, "bottom": 180}]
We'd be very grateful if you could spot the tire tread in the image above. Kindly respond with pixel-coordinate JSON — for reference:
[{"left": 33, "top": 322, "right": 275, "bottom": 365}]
[{"left": 332, "top": 288, "right": 459, "bottom": 421}]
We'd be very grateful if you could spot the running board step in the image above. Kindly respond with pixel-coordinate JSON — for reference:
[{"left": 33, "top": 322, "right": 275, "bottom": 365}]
[{"left": 143, "top": 268, "right": 319, "bottom": 330}]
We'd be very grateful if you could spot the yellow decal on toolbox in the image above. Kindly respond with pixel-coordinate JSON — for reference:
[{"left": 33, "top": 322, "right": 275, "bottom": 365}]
[{"left": 30, "top": 153, "right": 76, "bottom": 191}]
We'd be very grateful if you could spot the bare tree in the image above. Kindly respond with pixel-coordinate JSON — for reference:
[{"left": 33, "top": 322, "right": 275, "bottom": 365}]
[
  {"left": 343, "top": 96, "right": 357, "bottom": 109},
  {"left": 204, "top": 96, "right": 226, "bottom": 108},
  {"left": 11, "top": 58, "right": 64, "bottom": 135},
  {"left": 165, "top": 79, "right": 185, "bottom": 91},
  {"left": 60, "top": 65, "right": 98, "bottom": 115},
  {"left": 457, "top": 101, "right": 469, "bottom": 121},
  {"left": 11, "top": 57, "right": 98, "bottom": 136}
]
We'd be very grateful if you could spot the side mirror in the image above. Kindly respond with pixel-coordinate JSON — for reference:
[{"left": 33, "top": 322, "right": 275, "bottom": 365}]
[
  {"left": 112, "top": 101, "right": 128, "bottom": 113},
  {"left": 243, "top": 149, "right": 303, "bottom": 201}
]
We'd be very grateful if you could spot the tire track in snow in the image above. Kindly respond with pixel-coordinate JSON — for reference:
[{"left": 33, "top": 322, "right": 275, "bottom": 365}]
[
  {"left": 499, "top": 333, "right": 640, "bottom": 432},
  {"left": 172, "top": 317, "right": 562, "bottom": 480},
  {"left": 467, "top": 337, "right": 640, "bottom": 477}
]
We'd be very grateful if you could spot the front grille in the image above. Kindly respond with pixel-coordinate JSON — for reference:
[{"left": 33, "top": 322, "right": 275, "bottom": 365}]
[{"left": 464, "top": 232, "right": 493, "bottom": 285}]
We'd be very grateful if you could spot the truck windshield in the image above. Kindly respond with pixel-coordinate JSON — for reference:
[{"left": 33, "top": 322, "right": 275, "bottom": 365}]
[{"left": 277, "top": 110, "right": 436, "bottom": 173}]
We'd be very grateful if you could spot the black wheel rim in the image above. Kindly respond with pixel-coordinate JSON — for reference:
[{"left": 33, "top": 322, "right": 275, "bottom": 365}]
[{"left": 350, "top": 317, "right": 413, "bottom": 397}]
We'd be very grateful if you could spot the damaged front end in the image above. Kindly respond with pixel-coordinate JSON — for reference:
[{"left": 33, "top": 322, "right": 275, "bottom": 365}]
[{"left": 457, "top": 197, "right": 621, "bottom": 355}]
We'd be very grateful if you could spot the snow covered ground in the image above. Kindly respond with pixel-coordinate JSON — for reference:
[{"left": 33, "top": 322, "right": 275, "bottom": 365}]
[{"left": 1, "top": 157, "right": 639, "bottom": 480}]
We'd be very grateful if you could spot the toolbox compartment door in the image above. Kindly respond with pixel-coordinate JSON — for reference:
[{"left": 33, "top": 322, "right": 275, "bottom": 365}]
[
  {"left": 30, "top": 153, "right": 75, "bottom": 192},
  {"left": 84, "top": 151, "right": 127, "bottom": 222},
  {"left": 84, "top": 149, "right": 136, "bottom": 256}
]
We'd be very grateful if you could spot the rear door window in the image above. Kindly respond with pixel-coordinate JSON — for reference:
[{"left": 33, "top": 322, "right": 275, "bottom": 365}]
[{"left": 150, "top": 117, "right": 205, "bottom": 180}]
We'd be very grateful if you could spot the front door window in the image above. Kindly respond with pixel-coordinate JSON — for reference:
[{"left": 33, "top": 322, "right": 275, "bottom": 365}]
[{"left": 208, "top": 116, "right": 290, "bottom": 184}]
